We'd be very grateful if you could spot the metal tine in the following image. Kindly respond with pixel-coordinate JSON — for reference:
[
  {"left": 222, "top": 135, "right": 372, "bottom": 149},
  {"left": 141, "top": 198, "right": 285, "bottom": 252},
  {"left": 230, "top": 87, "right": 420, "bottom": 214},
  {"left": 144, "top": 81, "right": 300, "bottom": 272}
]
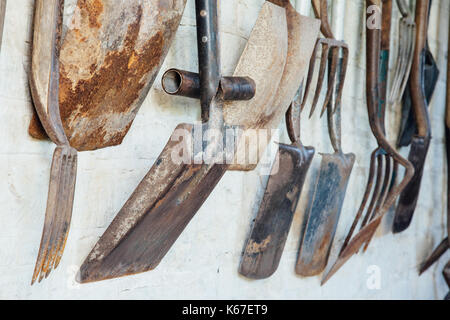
[
  {"left": 320, "top": 46, "right": 340, "bottom": 117},
  {"left": 334, "top": 45, "right": 349, "bottom": 114},
  {"left": 309, "top": 42, "right": 330, "bottom": 118},
  {"left": 360, "top": 153, "right": 385, "bottom": 229},
  {"left": 389, "top": 19, "right": 408, "bottom": 103},
  {"left": 301, "top": 39, "right": 321, "bottom": 112},
  {"left": 397, "top": 22, "right": 416, "bottom": 100}
]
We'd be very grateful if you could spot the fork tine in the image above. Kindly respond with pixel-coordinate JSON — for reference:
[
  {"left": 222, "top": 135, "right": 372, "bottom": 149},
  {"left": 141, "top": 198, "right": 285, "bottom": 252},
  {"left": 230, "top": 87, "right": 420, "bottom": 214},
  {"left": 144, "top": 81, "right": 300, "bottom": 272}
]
[
  {"left": 301, "top": 40, "right": 321, "bottom": 112},
  {"left": 340, "top": 149, "right": 378, "bottom": 255},
  {"left": 334, "top": 46, "right": 349, "bottom": 114},
  {"left": 389, "top": 20, "right": 407, "bottom": 103},
  {"left": 397, "top": 22, "right": 416, "bottom": 99},
  {"left": 309, "top": 42, "right": 330, "bottom": 118},
  {"left": 361, "top": 154, "right": 384, "bottom": 229},
  {"left": 320, "top": 47, "right": 339, "bottom": 117}
]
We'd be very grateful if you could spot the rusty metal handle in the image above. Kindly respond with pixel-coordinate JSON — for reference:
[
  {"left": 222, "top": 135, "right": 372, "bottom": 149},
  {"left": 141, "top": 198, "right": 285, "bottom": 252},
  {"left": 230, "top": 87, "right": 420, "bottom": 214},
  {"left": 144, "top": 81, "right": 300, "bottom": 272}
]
[
  {"left": 286, "top": 85, "right": 303, "bottom": 145},
  {"left": 311, "top": 0, "right": 335, "bottom": 39},
  {"left": 410, "top": 0, "right": 431, "bottom": 139},
  {"left": 162, "top": 69, "right": 256, "bottom": 101}
]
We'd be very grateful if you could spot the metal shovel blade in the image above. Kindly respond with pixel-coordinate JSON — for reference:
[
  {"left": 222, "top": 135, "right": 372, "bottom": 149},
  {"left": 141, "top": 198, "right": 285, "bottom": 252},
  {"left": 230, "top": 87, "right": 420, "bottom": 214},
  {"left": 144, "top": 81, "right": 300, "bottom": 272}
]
[
  {"left": 393, "top": 136, "right": 430, "bottom": 233},
  {"left": 239, "top": 143, "right": 314, "bottom": 279},
  {"left": 28, "top": 0, "right": 187, "bottom": 151},
  {"left": 296, "top": 151, "right": 355, "bottom": 276}
]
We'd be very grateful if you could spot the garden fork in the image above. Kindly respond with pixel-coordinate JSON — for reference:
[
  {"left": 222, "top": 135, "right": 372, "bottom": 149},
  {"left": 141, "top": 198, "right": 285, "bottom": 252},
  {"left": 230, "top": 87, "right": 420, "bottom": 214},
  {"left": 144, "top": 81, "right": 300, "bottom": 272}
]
[
  {"left": 388, "top": 0, "right": 416, "bottom": 105},
  {"left": 299, "top": 0, "right": 349, "bottom": 118},
  {"left": 321, "top": 0, "right": 414, "bottom": 284}
]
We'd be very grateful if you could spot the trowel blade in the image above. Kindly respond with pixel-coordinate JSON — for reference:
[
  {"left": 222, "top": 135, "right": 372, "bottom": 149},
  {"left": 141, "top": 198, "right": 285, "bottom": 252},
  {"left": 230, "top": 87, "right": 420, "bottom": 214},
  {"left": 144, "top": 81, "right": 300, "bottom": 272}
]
[
  {"left": 239, "top": 143, "right": 314, "bottom": 279},
  {"left": 296, "top": 151, "right": 355, "bottom": 277}
]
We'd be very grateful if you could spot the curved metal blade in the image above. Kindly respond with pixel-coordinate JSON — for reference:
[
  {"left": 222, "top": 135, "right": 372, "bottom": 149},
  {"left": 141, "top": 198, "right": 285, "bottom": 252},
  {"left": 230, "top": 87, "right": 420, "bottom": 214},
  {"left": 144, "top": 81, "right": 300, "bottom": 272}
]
[
  {"left": 239, "top": 143, "right": 314, "bottom": 279},
  {"left": 419, "top": 238, "right": 449, "bottom": 275}
]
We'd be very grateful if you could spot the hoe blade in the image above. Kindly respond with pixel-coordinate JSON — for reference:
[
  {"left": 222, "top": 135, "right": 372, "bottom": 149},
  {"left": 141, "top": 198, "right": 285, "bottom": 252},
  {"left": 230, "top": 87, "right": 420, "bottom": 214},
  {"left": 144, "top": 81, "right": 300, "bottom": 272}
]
[
  {"left": 239, "top": 143, "right": 314, "bottom": 279},
  {"left": 296, "top": 151, "right": 355, "bottom": 277},
  {"left": 393, "top": 136, "right": 430, "bottom": 233}
]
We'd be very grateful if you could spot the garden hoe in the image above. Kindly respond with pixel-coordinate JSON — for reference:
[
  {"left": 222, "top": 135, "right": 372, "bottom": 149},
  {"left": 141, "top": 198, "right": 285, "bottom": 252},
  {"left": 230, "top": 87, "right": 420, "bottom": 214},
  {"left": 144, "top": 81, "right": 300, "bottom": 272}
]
[
  {"left": 322, "top": 0, "right": 414, "bottom": 285},
  {"left": 393, "top": 0, "right": 432, "bottom": 233},
  {"left": 296, "top": 0, "right": 355, "bottom": 277},
  {"left": 29, "top": 0, "right": 187, "bottom": 284},
  {"left": 0, "top": 0, "right": 5, "bottom": 51},
  {"left": 238, "top": 0, "right": 320, "bottom": 280},
  {"left": 397, "top": 0, "right": 439, "bottom": 148},
  {"left": 77, "top": 0, "right": 292, "bottom": 283},
  {"left": 419, "top": 24, "right": 450, "bottom": 298}
]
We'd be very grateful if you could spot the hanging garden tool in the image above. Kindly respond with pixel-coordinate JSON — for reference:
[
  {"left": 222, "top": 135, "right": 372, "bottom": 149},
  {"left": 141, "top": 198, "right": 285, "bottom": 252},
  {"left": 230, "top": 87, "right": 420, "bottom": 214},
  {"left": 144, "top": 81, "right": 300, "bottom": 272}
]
[
  {"left": 296, "top": 0, "right": 355, "bottom": 277},
  {"left": 393, "top": 0, "right": 432, "bottom": 233},
  {"left": 321, "top": 0, "right": 414, "bottom": 285},
  {"left": 28, "top": 0, "right": 187, "bottom": 284},
  {"left": 419, "top": 23, "right": 450, "bottom": 298},
  {"left": 238, "top": 0, "right": 320, "bottom": 280},
  {"left": 396, "top": 0, "right": 439, "bottom": 148},
  {"left": 29, "top": 0, "right": 78, "bottom": 286},
  {"left": 0, "top": 0, "right": 5, "bottom": 51},
  {"left": 388, "top": 0, "right": 415, "bottom": 107},
  {"left": 299, "top": 0, "right": 349, "bottom": 118},
  {"left": 77, "top": 0, "right": 293, "bottom": 283}
]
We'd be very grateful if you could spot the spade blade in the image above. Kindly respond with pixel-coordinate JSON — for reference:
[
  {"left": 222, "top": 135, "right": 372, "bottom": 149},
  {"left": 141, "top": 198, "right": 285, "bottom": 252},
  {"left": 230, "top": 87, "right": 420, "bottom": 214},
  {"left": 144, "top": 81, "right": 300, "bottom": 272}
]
[
  {"left": 239, "top": 143, "right": 314, "bottom": 279},
  {"left": 296, "top": 151, "right": 355, "bottom": 277}
]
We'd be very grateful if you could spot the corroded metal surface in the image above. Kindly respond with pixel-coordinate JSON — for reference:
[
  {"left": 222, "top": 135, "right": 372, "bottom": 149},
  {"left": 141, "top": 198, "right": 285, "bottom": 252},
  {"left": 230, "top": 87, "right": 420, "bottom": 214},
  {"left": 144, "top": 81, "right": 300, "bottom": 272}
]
[
  {"left": 225, "top": 0, "right": 320, "bottom": 171},
  {"left": 0, "top": 0, "right": 6, "bottom": 52},
  {"left": 30, "top": 0, "right": 187, "bottom": 151},
  {"left": 29, "top": 0, "right": 78, "bottom": 284},
  {"left": 393, "top": 0, "right": 432, "bottom": 233}
]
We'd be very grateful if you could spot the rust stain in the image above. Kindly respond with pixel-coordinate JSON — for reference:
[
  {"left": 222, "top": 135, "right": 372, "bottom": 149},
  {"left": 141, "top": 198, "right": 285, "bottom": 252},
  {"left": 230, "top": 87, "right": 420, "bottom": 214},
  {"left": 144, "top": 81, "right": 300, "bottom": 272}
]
[
  {"left": 245, "top": 236, "right": 272, "bottom": 255},
  {"left": 77, "top": 0, "right": 104, "bottom": 29},
  {"left": 59, "top": 6, "right": 165, "bottom": 151}
]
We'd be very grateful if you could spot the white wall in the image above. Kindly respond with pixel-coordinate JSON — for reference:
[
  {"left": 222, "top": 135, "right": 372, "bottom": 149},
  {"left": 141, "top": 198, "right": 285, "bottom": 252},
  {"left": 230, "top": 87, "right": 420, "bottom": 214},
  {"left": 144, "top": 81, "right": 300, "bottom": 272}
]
[{"left": 0, "top": 0, "right": 448, "bottom": 299}]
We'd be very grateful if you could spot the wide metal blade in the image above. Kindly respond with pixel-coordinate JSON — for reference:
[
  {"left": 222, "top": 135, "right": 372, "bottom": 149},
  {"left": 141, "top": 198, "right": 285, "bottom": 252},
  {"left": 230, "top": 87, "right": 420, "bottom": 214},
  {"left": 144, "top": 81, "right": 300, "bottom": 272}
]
[
  {"left": 239, "top": 143, "right": 314, "bottom": 279},
  {"left": 32, "top": 146, "right": 77, "bottom": 284},
  {"left": 78, "top": 124, "right": 226, "bottom": 283},
  {"left": 393, "top": 136, "right": 430, "bottom": 233},
  {"left": 296, "top": 151, "right": 355, "bottom": 277}
]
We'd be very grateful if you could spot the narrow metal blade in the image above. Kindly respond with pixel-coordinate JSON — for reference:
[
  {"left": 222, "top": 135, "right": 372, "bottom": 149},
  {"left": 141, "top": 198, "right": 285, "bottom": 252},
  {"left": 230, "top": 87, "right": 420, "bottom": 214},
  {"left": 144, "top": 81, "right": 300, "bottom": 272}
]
[
  {"left": 239, "top": 143, "right": 314, "bottom": 279},
  {"left": 296, "top": 151, "right": 355, "bottom": 277},
  {"left": 393, "top": 136, "right": 430, "bottom": 233},
  {"left": 31, "top": 145, "right": 77, "bottom": 285}
]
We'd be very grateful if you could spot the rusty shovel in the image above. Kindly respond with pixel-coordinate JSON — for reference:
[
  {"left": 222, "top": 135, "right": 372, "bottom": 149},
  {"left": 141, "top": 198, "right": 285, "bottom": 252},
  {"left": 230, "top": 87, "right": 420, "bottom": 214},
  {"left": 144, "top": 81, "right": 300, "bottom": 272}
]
[
  {"left": 77, "top": 0, "right": 290, "bottom": 283},
  {"left": 28, "top": 0, "right": 187, "bottom": 284},
  {"left": 296, "top": 0, "right": 355, "bottom": 277}
]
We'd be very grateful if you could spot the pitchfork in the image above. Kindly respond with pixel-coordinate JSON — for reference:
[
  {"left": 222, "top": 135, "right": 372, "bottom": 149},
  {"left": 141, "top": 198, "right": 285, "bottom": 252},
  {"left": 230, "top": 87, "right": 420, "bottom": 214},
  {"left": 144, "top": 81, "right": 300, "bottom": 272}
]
[
  {"left": 321, "top": 0, "right": 414, "bottom": 285},
  {"left": 299, "top": 0, "right": 349, "bottom": 118},
  {"left": 389, "top": 0, "right": 416, "bottom": 105}
]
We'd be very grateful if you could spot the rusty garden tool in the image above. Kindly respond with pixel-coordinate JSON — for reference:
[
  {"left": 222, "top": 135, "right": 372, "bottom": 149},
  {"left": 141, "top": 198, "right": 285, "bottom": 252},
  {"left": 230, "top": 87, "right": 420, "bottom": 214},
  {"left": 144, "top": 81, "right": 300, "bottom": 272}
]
[
  {"left": 397, "top": 0, "right": 439, "bottom": 148},
  {"left": 77, "top": 0, "right": 291, "bottom": 283},
  {"left": 237, "top": 0, "right": 320, "bottom": 280},
  {"left": 393, "top": 0, "right": 432, "bottom": 233},
  {"left": 28, "top": 0, "right": 187, "bottom": 151},
  {"left": 388, "top": 0, "right": 416, "bottom": 106},
  {"left": 321, "top": 0, "right": 415, "bottom": 285},
  {"left": 0, "top": 0, "right": 5, "bottom": 51},
  {"left": 296, "top": 0, "right": 355, "bottom": 277},
  {"left": 28, "top": 0, "right": 187, "bottom": 285},
  {"left": 298, "top": 0, "right": 349, "bottom": 119},
  {"left": 239, "top": 92, "right": 316, "bottom": 279},
  {"left": 29, "top": 0, "right": 78, "bottom": 285},
  {"left": 419, "top": 23, "right": 450, "bottom": 292}
]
